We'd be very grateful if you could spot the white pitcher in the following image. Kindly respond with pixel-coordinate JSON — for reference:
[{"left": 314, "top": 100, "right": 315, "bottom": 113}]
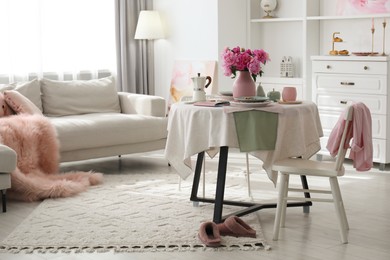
[{"left": 191, "top": 73, "right": 212, "bottom": 102}]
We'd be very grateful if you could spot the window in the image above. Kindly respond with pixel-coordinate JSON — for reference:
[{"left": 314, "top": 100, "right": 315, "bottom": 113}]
[{"left": 0, "top": 0, "right": 116, "bottom": 81}]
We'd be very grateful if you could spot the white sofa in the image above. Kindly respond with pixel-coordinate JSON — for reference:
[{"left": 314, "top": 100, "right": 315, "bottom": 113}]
[
  {"left": 0, "top": 76, "right": 168, "bottom": 163},
  {"left": 0, "top": 144, "right": 17, "bottom": 212}
]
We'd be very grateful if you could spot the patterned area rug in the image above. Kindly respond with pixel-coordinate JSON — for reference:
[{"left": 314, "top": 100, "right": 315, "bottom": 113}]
[{"left": 0, "top": 170, "right": 271, "bottom": 253}]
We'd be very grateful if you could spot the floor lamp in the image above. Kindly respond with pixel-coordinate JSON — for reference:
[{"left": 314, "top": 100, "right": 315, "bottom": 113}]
[
  {"left": 134, "top": 10, "right": 164, "bottom": 94},
  {"left": 134, "top": 10, "right": 164, "bottom": 40}
]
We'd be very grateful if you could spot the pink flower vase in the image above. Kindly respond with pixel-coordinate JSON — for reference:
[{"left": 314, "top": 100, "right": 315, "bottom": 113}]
[{"left": 232, "top": 71, "right": 256, "bottom": 98}]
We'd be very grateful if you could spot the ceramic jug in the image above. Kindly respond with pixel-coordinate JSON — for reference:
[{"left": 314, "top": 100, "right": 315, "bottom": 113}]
[{"left": 191, "top": 73, "right": 212, "bottom": 101}]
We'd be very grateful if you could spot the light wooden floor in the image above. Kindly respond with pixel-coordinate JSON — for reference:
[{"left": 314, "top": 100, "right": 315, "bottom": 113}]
[{"left": 1, "top": 151, "right": 390, "bottom": 260}]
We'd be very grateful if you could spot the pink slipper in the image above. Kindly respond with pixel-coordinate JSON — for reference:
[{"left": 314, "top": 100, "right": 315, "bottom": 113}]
[
  {"left": 198, "top": 221, "right": 221, "bottom": 247},
  {"left": 217, "top": 216, "right": 256, "bottom": 238}
]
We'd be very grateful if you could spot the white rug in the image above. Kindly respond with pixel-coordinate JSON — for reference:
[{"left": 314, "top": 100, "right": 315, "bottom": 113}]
[{"left": 0, "top": 170, "right": 271, "bottom": 253}]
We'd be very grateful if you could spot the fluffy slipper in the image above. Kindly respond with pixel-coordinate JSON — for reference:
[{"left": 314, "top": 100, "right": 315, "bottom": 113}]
[
  {"left": 198, "top": 221, "right": 221, "bottom": 247},
  {"left": 217, "top": 216, "right": 256, "bottom": 238}
]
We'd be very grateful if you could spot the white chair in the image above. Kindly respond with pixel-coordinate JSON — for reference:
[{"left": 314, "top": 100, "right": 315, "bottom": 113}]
[
  {"left": 0, "top": 144, "right": 17, "bottom": 213},
  {"left": 272, "top": 105, "right": 353, "bottom": 244}
]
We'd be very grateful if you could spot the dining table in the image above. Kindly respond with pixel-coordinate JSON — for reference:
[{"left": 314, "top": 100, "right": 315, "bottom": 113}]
[{"left": 164, "top": 100, "right": 324, "bottom": 223}]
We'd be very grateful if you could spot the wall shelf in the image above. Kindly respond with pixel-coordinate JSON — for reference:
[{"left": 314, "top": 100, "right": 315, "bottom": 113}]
[
  {"left": 251, "top": 17, "right": 304, "bottom": 23},
  {"left": 308, "top": 13, "right": 390, "bottom": 21}
]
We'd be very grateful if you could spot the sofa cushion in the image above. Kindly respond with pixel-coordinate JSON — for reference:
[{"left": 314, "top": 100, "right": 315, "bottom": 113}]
[
  {"left": 0, "top": 80, "right": 42, "bottom": 111},
  {"left": 4, "top": 90, "right": 43, "bottom": 115},
  {"left": 0, "top": 83, "right": 16, "bottom": 92},
  {"left": 48, "top": 113, "right": 167, "bottom": 152},
  {"left": 41, "top": 76, "right": 121, "bottom": 116}
]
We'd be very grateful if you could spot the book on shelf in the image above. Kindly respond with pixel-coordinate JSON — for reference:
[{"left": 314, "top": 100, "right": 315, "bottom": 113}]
[{"left": 193, "top": 100, "right": 230, "bottom": 107}]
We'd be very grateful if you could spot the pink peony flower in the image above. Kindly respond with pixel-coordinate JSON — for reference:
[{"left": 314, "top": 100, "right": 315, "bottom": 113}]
[{"left": 221, "top": 46, "right": 269, "bottom": 81}]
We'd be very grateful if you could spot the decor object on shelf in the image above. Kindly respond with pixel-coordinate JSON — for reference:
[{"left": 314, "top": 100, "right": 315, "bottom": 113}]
[
  {"left": 280, "top": 56, "right": 294, "bottom": 77},
  {"left": 256, "top": 82, "right": 266, "bottom": 97},
  {"left": 382, "top": 18, "right": 387, "bottom": 56},
  {"left": 267, "top": 88, "right": 280, "bottom": 102},
  {"left": 260, "top": 0, "right": 277, "bottom": 18},
  {"left": 221, "top": 46, "right": 269, "bottom": 98},
  {"left": 282, "top": 87, "right": 297, "bottom": 102},
  {"left": 370, "top": 18, "right": 376, "bottom": 56},
  {"left": 134, "top": 10, "right": 164, "bottom": 40},
  {"left": 336, "top": 0, "right": 390, "bottom": 15},
  {"left": 329, "top": 32, "right": 348, "bottom": 56},
  {"left": 169, "top": 60, "right": 217, "bottom": 107},
  {"left": 191, "top": 73, "right": 212, "bottom": 102}
]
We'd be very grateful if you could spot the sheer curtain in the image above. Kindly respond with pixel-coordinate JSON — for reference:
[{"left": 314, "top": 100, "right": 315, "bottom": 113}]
[
  {"left": 115, "top": 0, "right": 154, "bottom": 94},
  {"left": 0, "top": 0, "right": 116, "bottom": 83}
]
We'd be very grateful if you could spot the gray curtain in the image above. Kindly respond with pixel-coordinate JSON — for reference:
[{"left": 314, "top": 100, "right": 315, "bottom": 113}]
[{"left": 115, "top": 0, "right": 154, "bottom": 94}]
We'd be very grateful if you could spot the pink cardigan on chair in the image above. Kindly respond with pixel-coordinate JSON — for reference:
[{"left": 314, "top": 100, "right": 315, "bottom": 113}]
[{"left": 326, "top": 102, "right": 373, "bottom": 171}]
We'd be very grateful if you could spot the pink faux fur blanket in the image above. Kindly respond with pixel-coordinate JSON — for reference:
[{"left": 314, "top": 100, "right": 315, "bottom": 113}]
[{"left": 0, "top": 114, "right": 103, "bottom": 201}]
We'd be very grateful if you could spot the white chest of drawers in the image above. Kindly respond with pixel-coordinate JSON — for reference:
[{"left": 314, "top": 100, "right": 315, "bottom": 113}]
[{"left": 311, "top": 55, "right": 390, "bottom": 170}]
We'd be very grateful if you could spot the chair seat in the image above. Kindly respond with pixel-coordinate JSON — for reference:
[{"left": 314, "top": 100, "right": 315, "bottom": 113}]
[{"left": 272, "top": 158, "right": 345, "bottom": 177}]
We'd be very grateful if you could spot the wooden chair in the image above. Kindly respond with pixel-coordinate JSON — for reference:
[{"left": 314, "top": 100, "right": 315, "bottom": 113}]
[{"left": 272, "top": 105, "right": 353, "bottom": 244}]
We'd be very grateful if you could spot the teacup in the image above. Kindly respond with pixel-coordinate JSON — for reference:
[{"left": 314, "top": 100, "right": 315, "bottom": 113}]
[{"left": 282, "top": 87, "right": 297, "bottom": 102}]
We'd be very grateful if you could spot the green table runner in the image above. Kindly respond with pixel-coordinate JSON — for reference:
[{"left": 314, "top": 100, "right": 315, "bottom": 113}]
[{"left": 233, "top": 110, "right": 278, "bottom": 152}]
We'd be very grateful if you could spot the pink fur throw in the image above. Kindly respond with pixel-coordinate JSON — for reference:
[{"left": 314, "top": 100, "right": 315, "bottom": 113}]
[
  {"left": 0, "top": 92, "right": 14, "bottom": 117},
  {"left": 0, "top": 114, "right": 103, "bottom": 201}
]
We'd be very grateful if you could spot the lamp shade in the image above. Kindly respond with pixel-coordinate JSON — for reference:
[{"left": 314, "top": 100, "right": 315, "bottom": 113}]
[{"left": 134, "top": 10, "right": 164, "bottom": 40}]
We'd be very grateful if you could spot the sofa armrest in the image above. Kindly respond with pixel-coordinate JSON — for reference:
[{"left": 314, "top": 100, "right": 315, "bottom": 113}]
[
  {"left": 118, "top": 92, "right": 166, "bottom": 117},
  {"left": 0, "top": 144, "right": 17, "bottom": 173}
]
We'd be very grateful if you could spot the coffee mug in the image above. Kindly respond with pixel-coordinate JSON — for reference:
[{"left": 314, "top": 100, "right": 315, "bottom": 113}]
[{"left": 282, "top": 87, "right": 297, "bottom": 102}]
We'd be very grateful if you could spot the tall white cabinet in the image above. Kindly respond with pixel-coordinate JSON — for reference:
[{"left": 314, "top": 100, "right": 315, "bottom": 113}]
[
  {"left": 312, "top": 56, "right": 390, "bottom": 169},
  {"left": 247, "top": 0, "right": 390, "bottom": 168},
  {"left": 247, "top": 0, "right": 390, "bottom": 100}
]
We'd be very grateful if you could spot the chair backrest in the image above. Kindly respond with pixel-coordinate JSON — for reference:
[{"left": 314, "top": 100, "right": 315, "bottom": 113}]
[{"left": 334, "top": 105, "right": 354, "bottom": 171}]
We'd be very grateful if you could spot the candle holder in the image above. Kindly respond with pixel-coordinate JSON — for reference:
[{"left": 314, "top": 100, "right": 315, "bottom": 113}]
[
  {"left": 382, "top": 20, "right": 387, "bottom": 56},
  {"left": 369, "top": 28, "right": 376, "bottom": 56}
]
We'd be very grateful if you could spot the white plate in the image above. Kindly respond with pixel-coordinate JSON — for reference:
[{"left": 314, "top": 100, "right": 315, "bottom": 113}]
[
  {"left": 230, "top": 100, "right": 272, "bottom": 107},
  {"left": 234, "top": 96, "right": 270, "bottom": 103},
  {"left": 218, "top": 91, "right": 233, "bottom": 96},
  {"left": 278, "top": 100, "right": 302, "bottom": 104}
]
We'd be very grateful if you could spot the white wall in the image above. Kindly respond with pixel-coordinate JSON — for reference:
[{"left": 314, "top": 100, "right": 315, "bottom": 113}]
[
  {"left": 153, "top": 0, "right": 250, "bottom": 102},
  {"left": 153, "top": 0, "right": 390, "bottom": 103},
  {"left": 216, "top": 0, "right": 248, "bottom": 93},
  {"left": 153, "top": 0, "right": 219, "bottom": 102}
]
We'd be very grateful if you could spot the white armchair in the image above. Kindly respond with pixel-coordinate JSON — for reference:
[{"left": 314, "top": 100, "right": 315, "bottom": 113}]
[{"left": 0, "top": 144, "right": 17, "bottom": 212}]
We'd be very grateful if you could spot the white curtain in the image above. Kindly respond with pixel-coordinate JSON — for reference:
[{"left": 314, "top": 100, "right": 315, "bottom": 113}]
[
  {"left": 115, "top": 0, "right": 154, "bottom": 94},
  {"left": 0, "top": 0, "right": 116, "bottom": 83}
]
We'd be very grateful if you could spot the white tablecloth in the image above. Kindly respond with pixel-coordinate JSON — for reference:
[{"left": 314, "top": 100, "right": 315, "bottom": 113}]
[{"left": 164, "top": 101, "right": 323, "bottom": 185}]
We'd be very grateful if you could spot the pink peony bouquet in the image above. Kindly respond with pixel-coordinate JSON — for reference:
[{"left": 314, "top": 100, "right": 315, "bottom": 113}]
[{"left": 221, "top": 46, "right": 270, "bottom": 81}]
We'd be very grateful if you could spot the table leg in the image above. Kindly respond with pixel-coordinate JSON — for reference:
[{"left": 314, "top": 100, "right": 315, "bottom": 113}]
[
  {"left": 189, "top": 148, "right": 312, "bottom": 223},
  {"left": 190, "top": 151, "right": 204, "bottom": 202},
  {"left": 300, "top": 175, "right": 312, "bottom": 213},
  {"left": 213, "top": 146, "right": 229, "bottom": 223}
]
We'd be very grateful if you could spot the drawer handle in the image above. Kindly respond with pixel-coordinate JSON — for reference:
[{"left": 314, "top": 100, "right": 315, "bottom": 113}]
[
  {"left": 340, "top": 100, "right": 348, "bottom": 104},
  {"left": 364, "top": 66, "right": 369, "bottom": 70},
  {"left": 326, "top": 65, "right": 331, "bottom": 69},
  {"left": 340, "top": 82, "right": 355, "bottom": 86}
]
